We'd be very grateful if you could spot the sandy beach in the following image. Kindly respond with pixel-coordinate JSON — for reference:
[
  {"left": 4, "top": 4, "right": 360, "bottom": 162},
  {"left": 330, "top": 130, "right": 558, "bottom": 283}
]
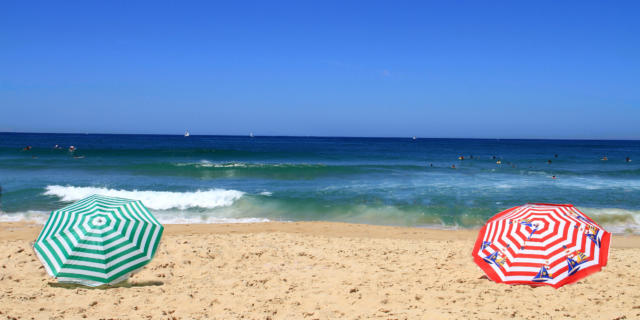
[{"left": 1, "top": 221, "right": 639, "bottom": 319}]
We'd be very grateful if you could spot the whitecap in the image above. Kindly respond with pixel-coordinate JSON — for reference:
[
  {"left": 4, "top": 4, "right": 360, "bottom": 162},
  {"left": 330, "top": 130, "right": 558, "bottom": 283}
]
[{"left": 44, "top": 185, "right": 245, "bottom": 210}]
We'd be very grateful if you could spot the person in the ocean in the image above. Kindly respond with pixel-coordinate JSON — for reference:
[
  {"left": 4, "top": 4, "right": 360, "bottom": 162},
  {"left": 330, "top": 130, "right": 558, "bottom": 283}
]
[
  {"left": 492, "top": 155, "right": 496, "bottom": 160},
  {"left": 547, "top": 160, "right": 552, "bottom": 164},
  {"left": 451, "top": 164, "right": 456, "bottom": 169},
  {"left": 601, "top": 156, "right": 608, "bottom": 161},
  {"left": 22, "top": 146, "right": 32, "bottom": 151},
  {"left": 429, "top": 163, "right": 433, "bottom": 167},
  {"left": 470, "top": 155, "right": 474, "bottom": 159},
  {"left": 554, "top": 154, "right": 558, "bottom": 158},
  {"left": 626, "top": 157, "right": 632, "bottom": 162},
  {"left": 552, "top": 175, "right": 557, "bottom": 179},
  {"left": 69, "top": 146, "right": 76, "bottom": 152},
  {"left": 496, "top": 160, "right": 501, "bottom": 164}
]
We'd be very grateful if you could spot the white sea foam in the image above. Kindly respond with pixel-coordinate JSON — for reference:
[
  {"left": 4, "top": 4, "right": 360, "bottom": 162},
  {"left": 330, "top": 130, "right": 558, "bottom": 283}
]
[
  {"left": 175, "top": 160, "right": 248, "bottom": 168},
  {"left": 578, "top": 207, "right": 640, "bottom": 234},
  {"left": 155, "top": 216, "right": 270, "bottom": 224},
  {"left": 173, "top": 161, "right": 325, "bottom": 169},
  {"left": 0, "top": 210, "right": 270, "bottom": 225},
  {"left": 211, "top": 162, "right": 248, "bottom": 168},
  {"left": 44, "top": 185, "right": 245, "bottom": 210},
  {"left": 0, "top": 211, "right": 50, "bottom": 224}
]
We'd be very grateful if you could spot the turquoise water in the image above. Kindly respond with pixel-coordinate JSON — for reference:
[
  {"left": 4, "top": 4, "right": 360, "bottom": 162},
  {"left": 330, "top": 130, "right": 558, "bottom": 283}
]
[{"left": 1, "top": 133, "right": 639, "bottom": 231}]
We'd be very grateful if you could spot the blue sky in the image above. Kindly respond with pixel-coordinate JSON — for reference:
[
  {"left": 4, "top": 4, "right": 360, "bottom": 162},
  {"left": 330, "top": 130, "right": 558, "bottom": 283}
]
[{"left": 1, "top": 1, "right": 639, "bottom": 139}]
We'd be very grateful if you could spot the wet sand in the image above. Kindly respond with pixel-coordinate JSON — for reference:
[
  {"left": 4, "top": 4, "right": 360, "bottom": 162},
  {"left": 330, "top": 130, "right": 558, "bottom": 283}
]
[{"left": 1, "top": 221, "right": 639, "bottom": 319}]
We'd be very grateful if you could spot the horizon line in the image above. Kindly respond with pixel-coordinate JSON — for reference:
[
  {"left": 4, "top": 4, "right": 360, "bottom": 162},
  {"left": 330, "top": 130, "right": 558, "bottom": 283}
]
[{"left": 1, "top": 131, "right": 639, "bottom": 142}]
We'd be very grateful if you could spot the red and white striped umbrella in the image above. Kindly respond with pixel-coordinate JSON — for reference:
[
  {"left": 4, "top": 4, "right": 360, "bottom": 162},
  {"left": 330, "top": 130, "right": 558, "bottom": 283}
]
[{"left": 472, "top": 203, "right": 611, "bottom": 288}]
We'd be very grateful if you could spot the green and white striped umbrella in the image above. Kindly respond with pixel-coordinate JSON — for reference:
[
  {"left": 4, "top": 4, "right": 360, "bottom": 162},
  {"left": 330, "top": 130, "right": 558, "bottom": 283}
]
[{"left": 34, "top": 194, "right": 163, "bottom": 286}]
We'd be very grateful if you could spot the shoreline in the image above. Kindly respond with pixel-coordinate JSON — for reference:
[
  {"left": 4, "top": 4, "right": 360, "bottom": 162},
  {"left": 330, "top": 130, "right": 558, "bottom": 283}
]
[
  {"left": 2, "top": 221, "right": 639, "bottom": 247},
  {"left": 2, "top": 221, "right": 640, "bottom": 319}
]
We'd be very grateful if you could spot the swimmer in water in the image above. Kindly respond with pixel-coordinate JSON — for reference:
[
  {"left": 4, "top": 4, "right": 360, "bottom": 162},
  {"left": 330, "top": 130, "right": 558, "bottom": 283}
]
[
  {"left": 22, "top": 146, "right": 32, "bottom": 151},
  {"left": 601, "top": 156, "right": 608, "bottom": 161},
  {"left": 69, "top": 146, "right": 76, "bottom": 152},
  {"left": 451, "top": 164, "right": 456, "bottom": 169},
  {"left": 626, "top": 157, "right": 632, "bottom": 162},
  {"left": 547, "top": 160, "right": 552, "bottom": 164},
  {"left": 552, "top": 175, "right": 557, "bottom": 179},
  {"left": 554, "top": 154, "right": 558, "bottom": 158},
  {"left": 458, "top": 156, "right": 464, "bottom": 160},
  {"left": 492, "top": 155, "right": 497, "bottom": 160},
  {"left": 429, "top": 163, "right": 433, "bottom": 167},
  {"left": 496, "top": 160, "right": 501, "bottom": 164}
]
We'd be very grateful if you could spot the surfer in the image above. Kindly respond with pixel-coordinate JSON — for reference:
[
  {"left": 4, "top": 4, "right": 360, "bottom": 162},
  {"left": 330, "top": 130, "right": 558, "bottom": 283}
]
[
  {"left": 69, "top": 146, "right": 76, "bottom": 152},
  {"left": 626, "top": 157, "right": 632, "bottom": 162},
  {"left": 458, "top": 156, "right": 464, "bottom": 160},
  {"left": 22, "top": 146, "right": 32, "bottom": 151}
]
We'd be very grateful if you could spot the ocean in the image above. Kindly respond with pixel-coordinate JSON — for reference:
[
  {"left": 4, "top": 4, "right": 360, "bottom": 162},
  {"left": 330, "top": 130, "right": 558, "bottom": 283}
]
[{"left": 1, "top": 133, "right": 639, "bottom": 233}]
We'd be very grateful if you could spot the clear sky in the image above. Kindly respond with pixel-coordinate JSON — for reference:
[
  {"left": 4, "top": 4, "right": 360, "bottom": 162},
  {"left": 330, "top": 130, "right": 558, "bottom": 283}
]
[{"left": 1, "top": 1, "right": 639, "bottom": 139}]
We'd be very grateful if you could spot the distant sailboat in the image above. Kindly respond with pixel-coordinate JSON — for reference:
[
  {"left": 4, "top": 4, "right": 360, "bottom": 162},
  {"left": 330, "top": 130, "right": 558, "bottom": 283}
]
[
  {"left": 412, "top": 136, "right": 417, "bottom": 140},
  {"left": 184, "top": 130, "right": 190, "bottom": 137},
  {"left": 249, "top": 132, "right": 254, "bottom": 138}
]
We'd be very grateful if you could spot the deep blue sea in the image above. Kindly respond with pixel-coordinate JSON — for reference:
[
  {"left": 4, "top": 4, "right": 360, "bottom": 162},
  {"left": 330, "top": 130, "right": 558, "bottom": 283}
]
[{"left": 1, "top": 133, "right": 639, "bottom": 232}]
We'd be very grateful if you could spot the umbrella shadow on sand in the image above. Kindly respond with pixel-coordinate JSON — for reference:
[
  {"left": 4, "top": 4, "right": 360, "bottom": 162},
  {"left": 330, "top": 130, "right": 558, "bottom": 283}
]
[{"left": 48, "top": 280, "right": 164, "bottom": 290}]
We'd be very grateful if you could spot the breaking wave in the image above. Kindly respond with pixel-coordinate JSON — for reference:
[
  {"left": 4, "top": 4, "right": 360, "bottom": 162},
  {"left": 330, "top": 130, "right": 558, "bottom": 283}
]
[{"left": 43, "top": 185, "right": 245, "bottom": 210}]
